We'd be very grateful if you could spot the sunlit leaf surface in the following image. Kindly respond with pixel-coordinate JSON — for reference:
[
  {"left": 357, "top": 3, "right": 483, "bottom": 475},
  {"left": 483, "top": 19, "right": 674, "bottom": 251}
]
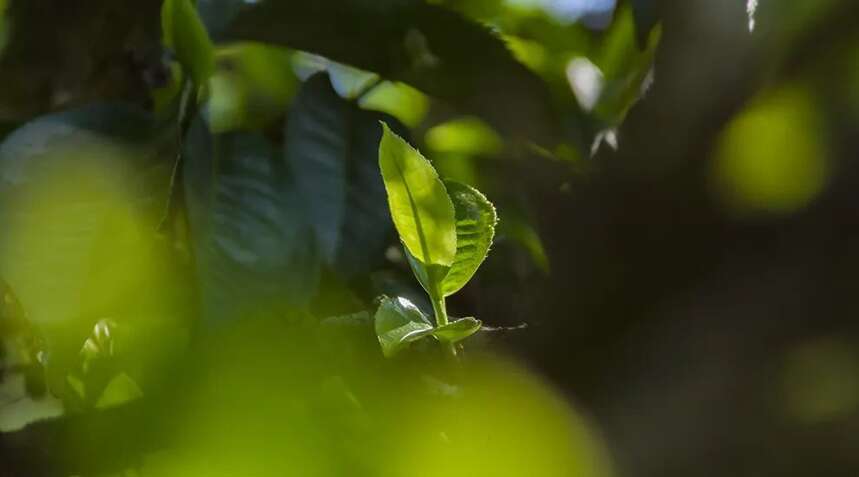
[{"left": 378, "top": 123, "right": 456, "bottom": 267}]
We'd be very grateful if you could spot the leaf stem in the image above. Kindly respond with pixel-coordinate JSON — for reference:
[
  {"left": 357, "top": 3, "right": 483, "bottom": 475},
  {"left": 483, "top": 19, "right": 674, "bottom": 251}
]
[{"left": 431, "top": 294, "right": 457, "bottom": 358}]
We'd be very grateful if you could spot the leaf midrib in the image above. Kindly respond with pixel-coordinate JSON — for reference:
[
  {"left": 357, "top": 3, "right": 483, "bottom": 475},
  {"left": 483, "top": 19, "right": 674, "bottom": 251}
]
[{"left": 391, "top": 151, "right": 434, "bottom": 266}]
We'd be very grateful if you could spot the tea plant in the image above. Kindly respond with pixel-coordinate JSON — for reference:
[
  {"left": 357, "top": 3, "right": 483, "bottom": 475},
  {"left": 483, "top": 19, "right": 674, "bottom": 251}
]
[{"left": 374, "top": 123, "right": 496, "bottom": 358}]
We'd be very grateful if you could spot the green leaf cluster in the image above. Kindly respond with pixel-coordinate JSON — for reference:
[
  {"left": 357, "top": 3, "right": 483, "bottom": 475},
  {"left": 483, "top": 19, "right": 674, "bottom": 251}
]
[{"left": 373, "top": 125, "right": 496, "bottom": 357}]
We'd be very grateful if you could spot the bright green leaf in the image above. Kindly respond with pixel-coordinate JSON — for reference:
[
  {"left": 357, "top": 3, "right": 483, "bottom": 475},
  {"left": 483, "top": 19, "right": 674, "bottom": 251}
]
[
  {"left": 378, "top": 123, "right": 456, "bottom": 267},
  {"left": 162, "top": 0, "right": 215, "bottom": 86},
  {"left": 374, "top": 296, "right": 433, "bottom": 358},
  {"left": 433, "top": 317, "right": 482, "bottom": 344},
  {"left": 441, "top": 181, "right": 497, "bottom": 297}
]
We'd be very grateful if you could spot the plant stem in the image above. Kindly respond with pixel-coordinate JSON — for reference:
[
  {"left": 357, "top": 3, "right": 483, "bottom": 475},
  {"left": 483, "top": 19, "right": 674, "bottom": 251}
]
[{"left": 431, "top": 295, "right": 457, "bottom": 358}]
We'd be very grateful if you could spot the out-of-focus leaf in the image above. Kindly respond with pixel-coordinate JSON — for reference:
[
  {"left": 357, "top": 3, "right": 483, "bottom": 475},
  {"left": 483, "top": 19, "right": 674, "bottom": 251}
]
[
  {"left": 208, "top": 42, "right": 298, "bottom": 132},
  {"left": 0, "top": 276, "right": 29, "bottom": 334},
  {"left": 587, "top": 3, "right": 661, "bottom": 129},
  {"left": 373, "top": 296, "right": 433, "bottom": 358},
  {"left": 152, "top": 62, "right": 186, "bottom": 120},
  {"left": 378, "top": 123, "right": 456, "bottom": 267},
  {"left": 359, "top": 82, "right": 429, "bottom": 128},
  {"left": 0, "top": 104, "right": 173, "bottom": 327},
  {"left": 432, "top": 316, "right": 481, "bottom": 343},
  {"left": 0, "top": 104, "right": 184, "bottom": 402},
  {"left": 432, "top": 152, "right": 479, "bottom": 187},
  {"left": 500, "top": 213, "right": 550, "bottom": 274},
  {"left": 79, "top": 319, "right": 119, "bottom": 374},
  {"left": 162, "top": 0, "right": 215, "bottom": 85},
  {"left": 294, "top": 50, "right": 431, "bottom": 128},
  {"left": 292, "top": 52, "right": 379, "bottom": 100},
  {"left": 222, "top": 1, "right": 569, "bottom": 147},
  {"left": 183, "top": 114, "right": 319, "bottom": 323},
  {"left": 94, "top": 372, "right": 143, "bottom": 409},
  {"left": 320, "top": 310, "right": 372, "bottom": 330},
  {"left": 286, "top": 74, "right": 408, "bottom": 278},
  {"left": 425, "top": 117, "right": 503, "bottom": 156},
  {"left": 0, "top": 276, "right": 48, "bottom": 404},
  {"left": 441, "top": 181, "right": 497, "bottom": 297},
  {"left": 630, "top": 0, "right": 659, "bottom": 45}
]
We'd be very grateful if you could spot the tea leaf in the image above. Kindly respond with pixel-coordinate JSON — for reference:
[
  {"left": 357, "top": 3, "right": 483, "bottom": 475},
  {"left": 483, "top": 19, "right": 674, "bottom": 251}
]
[
  {"left": 433, "top": 317, "right": 482, "bottom": 343},
  {"left": 374, "top": 296, "right": 433, "bottom": 358},
  {"left": 378, "top": 123, "right": 456, "bottom": 267},
  {"left": 441, "top": 181, "right": 497, "bottom": 296}
]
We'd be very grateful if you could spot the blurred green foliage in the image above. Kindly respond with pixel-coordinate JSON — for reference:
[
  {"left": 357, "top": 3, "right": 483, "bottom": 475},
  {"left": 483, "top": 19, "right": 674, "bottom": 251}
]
[
  {"left": 0, "top": 1, "right": 751, "bottom": 476},
  {"left": 712, "top": 84, "right": 828, "bottom": 215}
]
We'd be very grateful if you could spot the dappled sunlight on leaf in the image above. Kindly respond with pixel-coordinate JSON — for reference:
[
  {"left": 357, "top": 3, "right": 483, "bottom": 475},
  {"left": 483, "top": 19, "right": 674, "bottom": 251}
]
[
  {"left": 208, "top": 42, "right": 298, "bottom": 132},
  {"left": 360, "top": 82, "right": 430, "bottom": 128},
  {"left": 425, "top": 117, "right": 504, "bottom": 156}
]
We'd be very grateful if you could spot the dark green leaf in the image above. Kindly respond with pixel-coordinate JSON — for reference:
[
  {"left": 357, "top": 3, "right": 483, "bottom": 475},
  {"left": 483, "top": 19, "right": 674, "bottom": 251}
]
[
  {"left": 433, "top": 317, "right": 481, "bottom": 343},
  {"left": 183, "top": 114, "right": 319, "bottom": 323},
  {"left": 162, "top": 0, "right": 215, "bottom": 85},
  {"left": 441, "top": 180, "right": 497, "bottom": 297},
  {"left": 374, "top": 296, "right": 433, "bottom": 358},
  {"left": 286, "top": 73, "right": 409, "bottom": 278},
  {"left": 499, "top": 212, "right": 550, "bottom": 274},
  {"left": 219, "top": 1, "right": 569, "bottom": 147},
  {"left": 379, "top": 123, "right": 456, "bottom": 267}
]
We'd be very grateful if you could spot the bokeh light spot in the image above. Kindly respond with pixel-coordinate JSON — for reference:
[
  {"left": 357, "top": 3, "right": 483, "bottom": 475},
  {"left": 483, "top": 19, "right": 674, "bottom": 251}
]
[{"left": 711, "top": 85, "right": 828, "bottom": 216}]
